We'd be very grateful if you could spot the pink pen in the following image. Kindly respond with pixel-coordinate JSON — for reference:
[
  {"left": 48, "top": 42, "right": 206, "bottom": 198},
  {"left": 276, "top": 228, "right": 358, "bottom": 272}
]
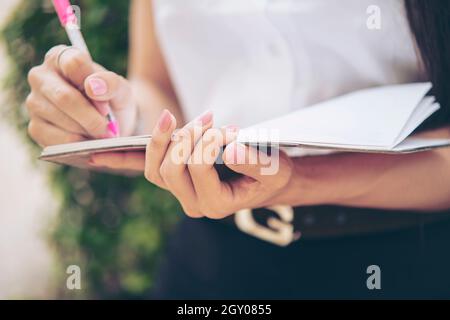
[{"left": 52, "top": 0, "right": 120, "bottom": 137}]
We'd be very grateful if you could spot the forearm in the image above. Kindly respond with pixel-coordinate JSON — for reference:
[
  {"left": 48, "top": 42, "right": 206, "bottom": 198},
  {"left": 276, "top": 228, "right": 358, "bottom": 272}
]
[
  {"left": 282, "top": 128, "right": 450, "bottom": 212},
  {"left": 129, "top": 77, "right": 184, "bottom": 135},
  {"left": 128, "top": 0, "right": 184, "bottom": 135}
]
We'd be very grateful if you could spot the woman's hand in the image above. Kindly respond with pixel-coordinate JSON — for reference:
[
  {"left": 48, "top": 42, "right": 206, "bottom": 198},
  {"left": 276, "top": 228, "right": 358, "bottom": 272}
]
[
  {"left": 91, "top": 110, "right": 295, "bottom": 219},
  {"left": 26, "top": 45, "right": 138, "bottom": 147},
  {"left": 90, "top": 110, "right": 450, "bottom": 215}
]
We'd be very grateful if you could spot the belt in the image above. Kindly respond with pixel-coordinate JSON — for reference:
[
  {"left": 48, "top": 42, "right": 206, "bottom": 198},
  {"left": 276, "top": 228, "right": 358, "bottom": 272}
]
[
  {"left": 214, "top": 163, "right": 450, "bottom": 246},
  {"left": 222, "top": 206, "right": 450, "bottom": 246}
]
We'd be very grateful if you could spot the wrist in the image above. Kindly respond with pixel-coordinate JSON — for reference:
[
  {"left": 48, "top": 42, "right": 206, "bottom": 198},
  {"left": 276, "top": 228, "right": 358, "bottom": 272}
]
[
  {"left": 116, "top": 102, "right": 139, "bottom": 137},
  {"left": 273, "top": 155, "right": 357, "bottom": 207},
  {"left": 267, "top": 157, "right": 319, "bottom": 207},
  {"left": 131, "top": 103, "right": 145, "bottom": 136},
  {"left": 283, "top": 157, "right": 326, "bottom": 207}
]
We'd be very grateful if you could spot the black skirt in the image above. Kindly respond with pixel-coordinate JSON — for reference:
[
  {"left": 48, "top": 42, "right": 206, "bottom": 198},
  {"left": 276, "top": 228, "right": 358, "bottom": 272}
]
[{"left": 151, "top": 207, "right": 450, "bottom": 299}]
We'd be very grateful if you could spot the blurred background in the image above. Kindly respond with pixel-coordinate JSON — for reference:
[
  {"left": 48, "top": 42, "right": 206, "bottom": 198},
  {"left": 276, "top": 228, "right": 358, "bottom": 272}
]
[{"left": 0, "top": 0, "right": 180, "bottom": 299}]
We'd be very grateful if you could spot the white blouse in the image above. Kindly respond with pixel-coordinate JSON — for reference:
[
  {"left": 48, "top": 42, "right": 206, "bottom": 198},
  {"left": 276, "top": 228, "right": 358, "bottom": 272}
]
[{"left": 153, "top": 0, "right": 423, "bottom": 127}]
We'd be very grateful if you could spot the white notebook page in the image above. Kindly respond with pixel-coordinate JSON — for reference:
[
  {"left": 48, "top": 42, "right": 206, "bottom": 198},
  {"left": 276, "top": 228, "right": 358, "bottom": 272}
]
[{"left": 239, "top": 82, "right": 435, "bottom": 148}]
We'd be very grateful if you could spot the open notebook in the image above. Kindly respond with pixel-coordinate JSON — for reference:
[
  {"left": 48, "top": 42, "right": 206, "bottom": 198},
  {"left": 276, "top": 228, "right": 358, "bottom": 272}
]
[{"left": 40, "top": 82, "right": 450, "bottom": 168}]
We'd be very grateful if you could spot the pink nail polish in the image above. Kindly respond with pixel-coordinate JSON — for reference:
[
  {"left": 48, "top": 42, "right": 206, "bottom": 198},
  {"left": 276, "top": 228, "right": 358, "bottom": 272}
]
[
  {"left": 198, "top": 110, "right": 213, "bottom": 126},
  {"left": 158, "top": 110, "right": 173, "bottom": 133},
  {"left": 88, "top": 78, "right": 108, "bottom": 96}
]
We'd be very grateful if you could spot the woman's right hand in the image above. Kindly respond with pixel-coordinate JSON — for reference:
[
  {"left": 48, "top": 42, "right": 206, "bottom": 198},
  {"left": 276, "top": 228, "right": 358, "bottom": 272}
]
[{"left": 26, "top": 45, "right": 138, "bottom": 147}]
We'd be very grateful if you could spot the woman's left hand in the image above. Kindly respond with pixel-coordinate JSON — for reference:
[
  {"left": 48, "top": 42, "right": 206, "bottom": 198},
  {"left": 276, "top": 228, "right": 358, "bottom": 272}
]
[{"left": 91, "top": 110, "right": 295, "bottom": 219}]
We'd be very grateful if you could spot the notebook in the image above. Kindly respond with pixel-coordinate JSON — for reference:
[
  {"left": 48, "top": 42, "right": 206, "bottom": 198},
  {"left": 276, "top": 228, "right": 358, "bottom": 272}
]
[{"left": 40, "top": 82, "right": 450, "bottom": 168}]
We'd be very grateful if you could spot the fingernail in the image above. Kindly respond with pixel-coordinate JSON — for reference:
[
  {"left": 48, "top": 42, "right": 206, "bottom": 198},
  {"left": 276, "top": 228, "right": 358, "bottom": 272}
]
[
  {"left": 198, "top": 110, "right": 213, "bottom": 126},
  {"left": 88, "top": 78, "right": 108, "bottom": 96},
  {"left": 158, "top": 109, "right": 173, "bottom": 133}
]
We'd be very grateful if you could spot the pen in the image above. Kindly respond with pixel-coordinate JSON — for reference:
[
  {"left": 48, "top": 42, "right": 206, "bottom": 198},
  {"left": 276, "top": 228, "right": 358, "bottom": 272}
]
[{"left": 52, "top": 0, "right": 120, "bottom": 137}]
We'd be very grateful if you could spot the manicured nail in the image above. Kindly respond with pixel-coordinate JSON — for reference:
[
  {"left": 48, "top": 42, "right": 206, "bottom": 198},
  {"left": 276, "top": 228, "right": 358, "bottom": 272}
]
[
  {"left": 88, "top": 78, "right": 108, "bottom": 96},
  {"left": 157, "top": 109, "right": 173, "bottom": 133},
  {"left": 198, "top": 110, "right": 213, "bottom": 126}
]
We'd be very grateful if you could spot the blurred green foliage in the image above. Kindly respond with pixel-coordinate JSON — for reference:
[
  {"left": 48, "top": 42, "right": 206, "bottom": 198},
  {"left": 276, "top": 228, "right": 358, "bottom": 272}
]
[{"left": 2, "top": 0, "right": 180, "bottom": 299}]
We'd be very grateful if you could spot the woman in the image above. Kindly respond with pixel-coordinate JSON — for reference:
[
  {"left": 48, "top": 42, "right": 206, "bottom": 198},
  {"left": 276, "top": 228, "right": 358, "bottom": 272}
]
[{"left": 26, "top": 0, "right": 450, "bottom": 298}]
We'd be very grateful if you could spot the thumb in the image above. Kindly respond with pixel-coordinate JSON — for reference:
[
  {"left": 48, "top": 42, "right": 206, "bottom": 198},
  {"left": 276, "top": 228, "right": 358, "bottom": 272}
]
[
  {"left": 85, "top": 71, "right": 134, "bottom": 114},
  {"left": 223, "top": 142, "right": 290, "bottom": 184},
  {"left": 85, "top": 71, "right": 136, "bottom": 136},
  {"left": 85, "top": 71, "right": 125, "bottom": 102}
]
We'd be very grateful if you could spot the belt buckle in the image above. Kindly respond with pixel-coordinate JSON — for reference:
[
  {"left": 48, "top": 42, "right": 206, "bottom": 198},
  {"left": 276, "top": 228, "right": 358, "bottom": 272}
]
[{"left": 235, "top": 205, "right": 301, "bottom": 246}]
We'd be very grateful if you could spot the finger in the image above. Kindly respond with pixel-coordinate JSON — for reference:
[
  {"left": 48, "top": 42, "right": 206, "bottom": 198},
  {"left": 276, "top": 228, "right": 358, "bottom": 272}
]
[
  {"left": 144, "top": 109, "right": 177, "bottom": 189},
  {"left": 160, "top": 110, "right": 214, "bottom": 218},
  {"left": 188, "top": 126, "right": 240, "bottom": 218},
  {"left": 216, "top": 144, "right": 292, "bottom": 210},
  {"left": 85, "top": 71, "right": 136, "bottom": 136},
  {"left": 85, "top": 71, "right": 131, "bottom": 106},
  {"left": 165, "top": 110, "right": 214, "bottom": 174},
  {"left": 39, "top": 72, "right": 111, "bottom": 138},
  {"left": 28, "top": 118, "right": 85, "bottom": 147},
  {"left": 26, "top": 93, "right": 87, "bottom": 136},
  {"left": 90, "top": 152, "right": 145, "bottom": 172},
  {"left": 223, "top": 143, "right": 293, "bottom": 194},
  {"left": 43, "top": 46, "right": 110, "bottom": 116},
  {"left": 47, "top": 46, "right": 94, "bottom": 90}
]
